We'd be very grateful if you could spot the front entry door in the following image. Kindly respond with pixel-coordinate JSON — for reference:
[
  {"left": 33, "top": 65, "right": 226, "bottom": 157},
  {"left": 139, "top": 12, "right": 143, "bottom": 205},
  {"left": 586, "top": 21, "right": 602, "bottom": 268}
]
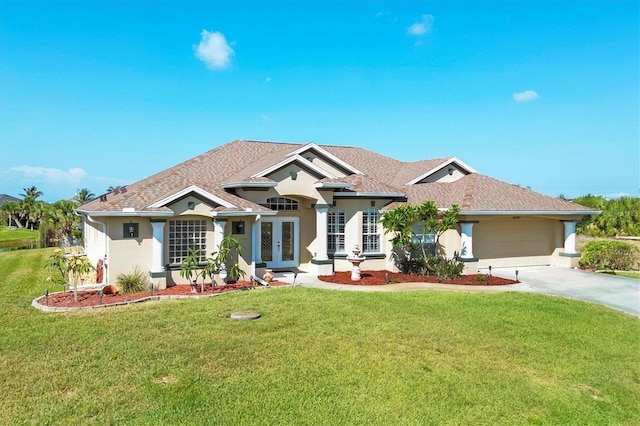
[{"left": 261, "top": 217, "right": 299, "bottom": 268}]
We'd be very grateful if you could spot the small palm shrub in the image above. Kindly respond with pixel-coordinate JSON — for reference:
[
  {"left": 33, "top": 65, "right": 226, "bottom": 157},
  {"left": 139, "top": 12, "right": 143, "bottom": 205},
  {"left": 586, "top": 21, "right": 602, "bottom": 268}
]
[
  {"left": 580, "top": 240, "right": 638, "bottom": 271},
  {"left": 116, "top": 267, "right": 148, "bottom": 294}
]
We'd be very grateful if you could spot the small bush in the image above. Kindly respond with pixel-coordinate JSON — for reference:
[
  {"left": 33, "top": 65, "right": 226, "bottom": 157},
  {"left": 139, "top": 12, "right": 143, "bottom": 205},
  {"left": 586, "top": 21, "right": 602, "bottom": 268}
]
[
  {"left": 580, "top": 240, "right": 638, "bottom": 271},
  {"left": 476, "top": 274, "right": 487, "bottom": 282},
  {"left": 426, "top": 256, "right": 465, "bottom": 280},
  {"left": 116, "top": 267, "right": 148, "bottom": 294}
]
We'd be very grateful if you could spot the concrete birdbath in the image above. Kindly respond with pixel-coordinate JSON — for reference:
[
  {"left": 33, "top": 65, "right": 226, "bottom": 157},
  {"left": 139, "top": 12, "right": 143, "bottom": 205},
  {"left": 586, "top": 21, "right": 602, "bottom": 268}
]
[{"left": 346, "top": 244, "right": 366, "bottom": 281}]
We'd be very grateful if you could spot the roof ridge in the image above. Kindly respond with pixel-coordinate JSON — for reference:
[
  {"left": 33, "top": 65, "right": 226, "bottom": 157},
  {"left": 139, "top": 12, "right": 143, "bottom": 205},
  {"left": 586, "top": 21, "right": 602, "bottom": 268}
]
[{"left": 461, "top": 174, "right": 477, "bottom": 210}]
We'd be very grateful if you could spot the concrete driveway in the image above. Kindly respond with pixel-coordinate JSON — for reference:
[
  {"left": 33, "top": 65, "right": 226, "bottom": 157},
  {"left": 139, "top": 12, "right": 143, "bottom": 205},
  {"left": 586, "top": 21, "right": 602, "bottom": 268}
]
[
  {"left": 291, "top": 266, "right": 640, "bottom": 318},
  {"left": 490, "top": 266, "right": 640, "bottom": 317}
]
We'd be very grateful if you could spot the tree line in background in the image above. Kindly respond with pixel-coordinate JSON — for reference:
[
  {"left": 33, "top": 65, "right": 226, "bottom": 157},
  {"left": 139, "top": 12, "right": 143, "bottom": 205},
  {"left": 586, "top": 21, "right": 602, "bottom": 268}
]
[
  {"left": 570, "top": 195, "right": 640, "bottom": 237},
  {"left": 0, "top": 186, "right": 123, "bottom": 246}
]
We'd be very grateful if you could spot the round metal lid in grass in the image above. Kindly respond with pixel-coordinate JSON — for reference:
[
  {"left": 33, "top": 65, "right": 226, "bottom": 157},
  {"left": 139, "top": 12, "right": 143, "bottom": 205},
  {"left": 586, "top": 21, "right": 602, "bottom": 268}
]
[{"left": 230, "top": 311, "right": 261, "bottom": 321}]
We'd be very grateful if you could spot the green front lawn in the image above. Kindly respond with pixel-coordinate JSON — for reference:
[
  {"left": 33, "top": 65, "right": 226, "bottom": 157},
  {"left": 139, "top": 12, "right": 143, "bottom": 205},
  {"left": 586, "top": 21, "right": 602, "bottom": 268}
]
[
  {"left": 2, "top": 248, "right": 639, "bottom": 425},
  {"left": 613, "top": 271, "right": 640, "bottom": 280}
]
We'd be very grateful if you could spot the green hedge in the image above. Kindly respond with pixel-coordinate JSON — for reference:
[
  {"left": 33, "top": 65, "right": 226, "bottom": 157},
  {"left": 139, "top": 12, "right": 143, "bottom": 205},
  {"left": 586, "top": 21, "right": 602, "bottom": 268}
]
[{"left": 580, "top": 240, "right": 638, "bottom": 271}]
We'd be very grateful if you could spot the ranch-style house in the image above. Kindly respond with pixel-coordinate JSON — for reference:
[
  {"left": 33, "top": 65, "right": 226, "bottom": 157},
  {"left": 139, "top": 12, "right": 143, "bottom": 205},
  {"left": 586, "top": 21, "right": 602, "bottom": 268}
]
[{"left": 77, "top": 140, "right": 595, "bottom": 288}]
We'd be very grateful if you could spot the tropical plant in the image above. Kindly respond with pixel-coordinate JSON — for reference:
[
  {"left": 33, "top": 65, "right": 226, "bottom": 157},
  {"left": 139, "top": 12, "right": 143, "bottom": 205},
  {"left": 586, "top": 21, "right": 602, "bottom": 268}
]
[
  {"left": 45, "top": 249, "right": 95, "bottom": 301},
  {"left": 208, "top": 233, "right": 246, "bottom": 283},
  {"left": 179, "top": 234, "right": 246, "bottom": 291},
  {"left": 19, "top": 186, "right": 45, "bottom": 230},
  {"left": 45, "top": 249, "right": 69, "bottom": 290},
  {"left": 180, "top": 248, "right": 209, "bottom": 292},
  {"left": 429, "top": 253, "right": 465, "bottom": 280},
  {"left": 381, "top": 201, "right": 460, "bottom": 274},
  {"left": 116, "top": 267, "right": 148, "bottom": 294},
  {"left": 39, "top": 199, "right": 81, "bottom": 246},
  {"left": 0, "top": 200, "right": 24, "bottom": 228},
  {"left": 73, "top": 188, "right": 95, "bottom": 205},
  {"left": 574, "top": 195, "right": 640, "bottom": 237}
]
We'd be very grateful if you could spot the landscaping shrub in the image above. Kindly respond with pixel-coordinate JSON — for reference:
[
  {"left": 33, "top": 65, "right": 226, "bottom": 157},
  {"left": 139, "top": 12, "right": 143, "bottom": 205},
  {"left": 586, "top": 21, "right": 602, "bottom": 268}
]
[
  {"left": 580, "top": 240, "right": 638, "bottom": 271},
  {"left": 116, "top": 267, "right": 148, "bottom": 294},
  {"left": 427, "top": 255, "right": 465, "bottom": 280}
]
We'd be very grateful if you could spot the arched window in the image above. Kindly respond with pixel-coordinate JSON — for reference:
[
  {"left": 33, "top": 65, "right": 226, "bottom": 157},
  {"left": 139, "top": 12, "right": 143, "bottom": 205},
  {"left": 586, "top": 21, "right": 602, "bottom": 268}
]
[{"left": 264, "top": 197, "right": 299, "bottom": 211}]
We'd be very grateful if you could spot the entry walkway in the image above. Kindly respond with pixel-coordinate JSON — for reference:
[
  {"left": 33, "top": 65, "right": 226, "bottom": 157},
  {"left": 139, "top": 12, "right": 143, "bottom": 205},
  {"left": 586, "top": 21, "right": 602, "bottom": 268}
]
[{"left": 273, "top": 267, "right": 640, "bottom": 318}]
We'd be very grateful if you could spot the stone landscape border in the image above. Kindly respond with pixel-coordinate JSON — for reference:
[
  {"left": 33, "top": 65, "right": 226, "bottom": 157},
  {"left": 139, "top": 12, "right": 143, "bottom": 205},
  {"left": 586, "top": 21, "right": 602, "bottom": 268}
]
[{"left": 32, "top": 286, "right": 274, "bottom": 313}]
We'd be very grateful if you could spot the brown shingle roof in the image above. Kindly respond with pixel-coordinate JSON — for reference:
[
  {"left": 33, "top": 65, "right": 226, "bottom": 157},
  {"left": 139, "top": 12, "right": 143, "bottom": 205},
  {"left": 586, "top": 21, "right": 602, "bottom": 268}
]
[{"left": 79, "top": 140, "right": 595, "bottom": 215}]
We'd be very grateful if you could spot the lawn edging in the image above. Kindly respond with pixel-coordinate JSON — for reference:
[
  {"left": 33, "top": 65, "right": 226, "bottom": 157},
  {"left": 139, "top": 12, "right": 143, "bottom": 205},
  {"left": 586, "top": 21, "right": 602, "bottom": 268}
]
[{"left": 31, "top": 286, "right": 276, "bottom": 313}]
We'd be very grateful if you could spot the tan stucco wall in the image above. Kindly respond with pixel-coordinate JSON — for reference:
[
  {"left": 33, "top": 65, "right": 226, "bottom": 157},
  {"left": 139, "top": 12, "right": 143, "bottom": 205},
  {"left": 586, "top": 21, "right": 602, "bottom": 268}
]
[
  {"left": 103, "top": 216, "right": 154, "bottom": 286},
  {"left": 171, "top": 195, "right": 218, "bottom": 216},
  {"left": 306, "top": 153, "right": 349, "bottom": 178},
  {"left": 418, "top": 165, "right": 467, "bottom": 183}
]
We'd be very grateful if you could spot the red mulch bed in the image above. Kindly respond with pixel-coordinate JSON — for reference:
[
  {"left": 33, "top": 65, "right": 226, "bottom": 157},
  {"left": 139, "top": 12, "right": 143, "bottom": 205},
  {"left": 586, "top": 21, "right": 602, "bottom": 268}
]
[
  {"left": 319, "top": 271, "right": 518, "bottom": 286},
  {"left": 39, "top": 281, "right": 287, "bottom": 309}
]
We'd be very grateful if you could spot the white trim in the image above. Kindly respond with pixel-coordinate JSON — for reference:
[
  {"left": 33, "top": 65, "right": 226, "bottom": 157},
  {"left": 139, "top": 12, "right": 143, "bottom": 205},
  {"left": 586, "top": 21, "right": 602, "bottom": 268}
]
[
  {"left": 147, "top": 185, "right": 235, "bottom": 209},
  {"left": 220, "top": 181, "right": 277, "bottom": 189},
  {"left": 406, "top": 157, "right": 478, "bottom": 185},
  {"left": 251, "top": 154, "right": 337, "bottom": 179},
  {"left": 333, "top": 191, "right": 405, "bottom": 198},
  {"left": 77, "top": 210, "right": 174, "bottom": 217},
  {"left": 261, "top": 217, "right": 300, "bottom": 268},
  {"left": 459, "top": 210, "right": 598, "bottom": 216},
  {"left": 211, "top": 210, "right": 277, "bottom": 217},
  {"left": 314, "top": 182, "right": 355, "bottom": 189},
  {"left": 286, "top": 143, "right": 364, "bottom": 175}
]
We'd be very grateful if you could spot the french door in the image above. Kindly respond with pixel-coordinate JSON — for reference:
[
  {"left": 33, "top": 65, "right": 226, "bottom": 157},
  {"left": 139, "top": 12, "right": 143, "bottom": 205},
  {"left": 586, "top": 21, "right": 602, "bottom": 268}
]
[{"left": 261, "top": 217, "right": 299, "bottom": 268}]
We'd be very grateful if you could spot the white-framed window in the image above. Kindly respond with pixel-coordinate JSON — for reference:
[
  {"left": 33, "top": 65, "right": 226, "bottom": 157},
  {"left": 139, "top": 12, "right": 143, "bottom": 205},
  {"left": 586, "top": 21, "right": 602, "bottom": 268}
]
[
  {"left": 327, "top": 209, "right": 346, "bottom": 254},
  {"left": 362, "top": 208, "right": 380, "bottom": 253},
  {"left": 411, "top": 222, "right": 436, "bottom": 256},
  {"left": 168, "top": 219, "right": 207, "bottom": 264},
  {"left": 264, "top": 197, "right": 299, "bottom": 211}
]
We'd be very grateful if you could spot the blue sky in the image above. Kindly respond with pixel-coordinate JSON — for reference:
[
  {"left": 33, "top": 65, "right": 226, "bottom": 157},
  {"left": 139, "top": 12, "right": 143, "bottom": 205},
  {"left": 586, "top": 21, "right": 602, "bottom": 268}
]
[{"left": 1, "top": 1, "right": 638, "bottom": 202}]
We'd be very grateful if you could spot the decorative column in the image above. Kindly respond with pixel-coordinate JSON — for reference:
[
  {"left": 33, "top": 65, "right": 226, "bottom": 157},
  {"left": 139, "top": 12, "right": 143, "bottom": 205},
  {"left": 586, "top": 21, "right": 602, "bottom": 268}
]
[
  {"left": 314, "top": 204, "right": 330, "bottom": 261},
  {"left": 213, "top": 219, "right": 227, "bottom": 250},
  {"left": 459, "top": 222, "right": 476, "bottom": 259},
  {"left": 150, "top": 220, "right": 166, "bottom": 273},
  {"left": 252, "top": 215, "right": 263, "bottom": 264},
  {"left": 563, "top": 220, "right": 577, "bottom": 255}
]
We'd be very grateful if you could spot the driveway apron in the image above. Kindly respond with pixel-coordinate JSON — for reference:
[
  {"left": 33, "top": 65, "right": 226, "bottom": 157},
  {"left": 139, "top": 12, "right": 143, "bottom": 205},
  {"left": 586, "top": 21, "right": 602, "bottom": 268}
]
[{"left": 493, "top": 266, "right": 640, "bottom": 317}]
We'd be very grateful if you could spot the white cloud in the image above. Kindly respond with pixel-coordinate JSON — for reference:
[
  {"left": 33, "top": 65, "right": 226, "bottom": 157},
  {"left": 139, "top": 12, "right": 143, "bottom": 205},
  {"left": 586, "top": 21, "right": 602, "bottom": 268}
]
[
  {"left": 194, "top": 30, "right": 234, "bottom": 70},
  {"left": 408, "top": 14, "right": 434, "bottom": 36},
  {"left": 513, "top": 90, "right": 540, "bottom": 102},
  {"left": 10, "top": 166, "right": 87, "bottom": 183},
  {"left": 265, "top": 76, "right": 272, "bottom": 83}
]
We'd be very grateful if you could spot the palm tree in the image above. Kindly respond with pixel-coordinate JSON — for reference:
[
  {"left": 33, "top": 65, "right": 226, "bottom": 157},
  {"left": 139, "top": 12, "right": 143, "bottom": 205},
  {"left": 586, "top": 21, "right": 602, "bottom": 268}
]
[
  {"left": 39, "top": 200, "right": 80, "bottom": 246},
  {"left": 0, "top": 200, "right": 24, "bottom": 228},
  {"left": 21, "top": 186, "right": 43, "bottom": 201},
  {"left": 106, "top": 185, "right": 122, "bottom": 193},
  {"left": 19, "top": 186, "right": 44, "bottom": 229},
  {"left": 73, "top": 188, "right": 95, "bottom": 206}
]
